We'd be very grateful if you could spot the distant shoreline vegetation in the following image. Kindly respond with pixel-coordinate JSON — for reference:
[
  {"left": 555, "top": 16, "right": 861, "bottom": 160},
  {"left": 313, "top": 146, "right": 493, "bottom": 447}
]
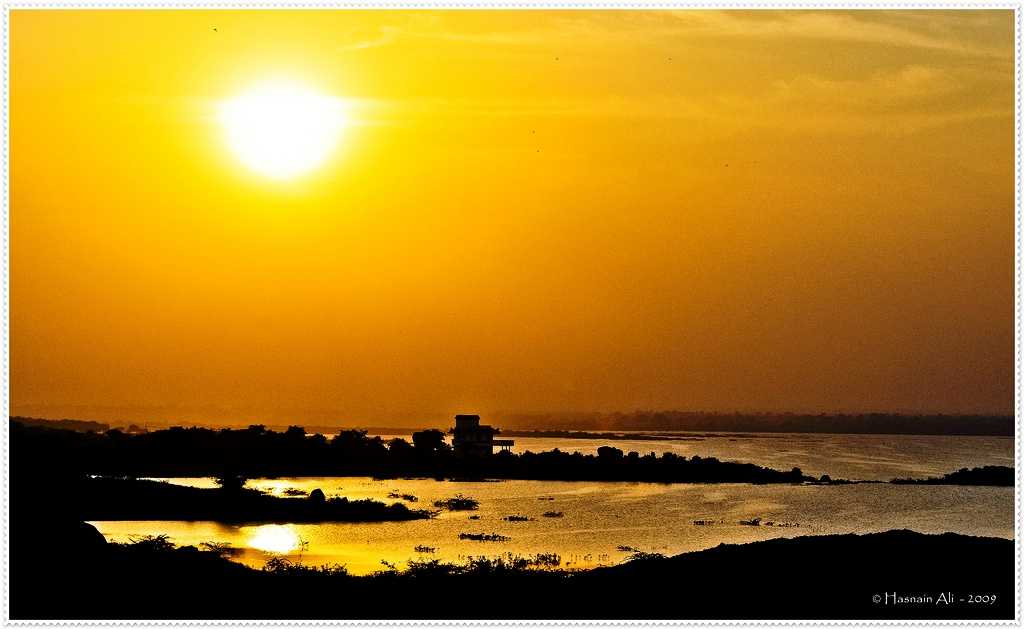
[
  {"left": 11, "top": 419, "right": 1015, "bottom": 486},
  {"left": 11, "top": 416, "right": 111, "bottom": 433},
  {"left": 9, "top": 422, "right": 1015, "bottom": 489},
  {"left": 891, "top": 466, "right": 1014, "bottom": 487},
  {"left": 13, "top": 420, "right": 809, "bottom": 484}
]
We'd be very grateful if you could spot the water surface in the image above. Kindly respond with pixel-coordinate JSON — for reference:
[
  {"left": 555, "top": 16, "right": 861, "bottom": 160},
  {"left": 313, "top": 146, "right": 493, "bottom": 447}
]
[
  {"left": 93, "top": 476, "right": 1013, "bottom": 575},
  {"left": 91, "top": 432, "right": 1015, "bottom": 574}
]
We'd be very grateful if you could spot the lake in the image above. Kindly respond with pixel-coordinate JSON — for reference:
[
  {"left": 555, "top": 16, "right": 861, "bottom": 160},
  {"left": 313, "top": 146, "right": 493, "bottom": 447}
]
[{"left": 89, "top": 432, "right": 1015, "bottom": 575}]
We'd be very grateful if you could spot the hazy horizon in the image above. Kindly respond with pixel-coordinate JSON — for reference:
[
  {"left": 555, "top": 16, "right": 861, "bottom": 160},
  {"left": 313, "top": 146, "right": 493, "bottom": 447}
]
[{"left": 10, "top": 405, "right": 1015, "bottom": 431}]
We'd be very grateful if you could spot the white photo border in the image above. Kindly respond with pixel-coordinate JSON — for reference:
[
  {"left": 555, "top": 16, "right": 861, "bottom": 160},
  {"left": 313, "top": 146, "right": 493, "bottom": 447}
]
[{"left": 0, "top": 2, "right": 1018, "bottom": 626}]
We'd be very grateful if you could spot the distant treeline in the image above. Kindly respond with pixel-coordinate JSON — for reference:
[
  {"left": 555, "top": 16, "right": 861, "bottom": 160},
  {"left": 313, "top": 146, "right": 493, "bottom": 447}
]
[
  {"left": 11, "top": 416, "right": 109, "bottom": 433},
  {"left": 498, "top": 412, "right": 1013, "bottom": 436},
  {"left": 498, "top": 430, "right": 686, "bottom": 441},
  {"left": 892, "top": 465, "right": 1014, "bottom": 486},
  {"left": 11, "top": 421, "right": 808, "bottom": 484},
  {"left": 12, "top": 412, "right": 1013, "bottom": 436}
]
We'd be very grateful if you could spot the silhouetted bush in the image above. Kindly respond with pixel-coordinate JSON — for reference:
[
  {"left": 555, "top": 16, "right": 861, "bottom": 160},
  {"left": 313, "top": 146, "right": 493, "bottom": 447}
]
[
  {"left": 459, "top": 532, "right": 510, "bottom": 542},
  {"left": 215, "top": 475, "right": 247, "bottom": 493},
  {"left": 434, "top": 494, "right": 479, "bottom": 511}
]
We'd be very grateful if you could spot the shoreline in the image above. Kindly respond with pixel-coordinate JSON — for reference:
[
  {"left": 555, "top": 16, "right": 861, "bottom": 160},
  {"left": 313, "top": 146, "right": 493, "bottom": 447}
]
[
  {"left": 73, "top": 476, "right": 433, "bottom": 523},
  {"left": 12, "top": 421, "right": 815, "bottom": 485}
]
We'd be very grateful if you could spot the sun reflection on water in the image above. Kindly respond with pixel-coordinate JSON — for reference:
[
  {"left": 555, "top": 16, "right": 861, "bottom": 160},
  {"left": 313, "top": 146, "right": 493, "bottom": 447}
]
[{"left": 247, "top": 525, "right": 301, "bottom": 553}]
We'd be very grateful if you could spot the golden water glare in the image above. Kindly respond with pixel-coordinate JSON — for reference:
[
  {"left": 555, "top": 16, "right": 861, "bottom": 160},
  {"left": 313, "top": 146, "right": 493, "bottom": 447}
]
[{"left": 247, "top": 524, "right": 301, "bottom": 553}]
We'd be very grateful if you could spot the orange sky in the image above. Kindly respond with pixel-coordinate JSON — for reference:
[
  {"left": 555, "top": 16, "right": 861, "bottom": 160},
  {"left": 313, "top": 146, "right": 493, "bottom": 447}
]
[{"left": 11, "top": 10, "right": 1015, "bottom": 425}]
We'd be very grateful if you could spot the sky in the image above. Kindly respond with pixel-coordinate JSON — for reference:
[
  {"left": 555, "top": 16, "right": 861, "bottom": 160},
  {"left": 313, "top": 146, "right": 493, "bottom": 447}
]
[{"left": 11, "top": 10, "right": 1015, "bottom": 426}]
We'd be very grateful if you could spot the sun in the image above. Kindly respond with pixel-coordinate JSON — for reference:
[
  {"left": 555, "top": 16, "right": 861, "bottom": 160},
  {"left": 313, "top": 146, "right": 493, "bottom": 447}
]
[{"left": 219, "top": 80, "right": 347, "bottom": 180}]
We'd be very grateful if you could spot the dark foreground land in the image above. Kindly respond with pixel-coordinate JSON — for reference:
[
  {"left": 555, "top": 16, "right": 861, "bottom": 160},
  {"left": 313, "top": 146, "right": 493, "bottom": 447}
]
[
  {"left": 9, "top": 418, "right": 1016, "bottom": 619},
  {"left": 11, "top": 523, "right": 1013, "bottom": 620}
]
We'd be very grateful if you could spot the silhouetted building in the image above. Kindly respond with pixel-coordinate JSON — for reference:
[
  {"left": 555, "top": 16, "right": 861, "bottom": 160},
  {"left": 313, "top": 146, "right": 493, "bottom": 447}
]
[{"left": 450, "top": 414, "right": 514, "bottom": 457}]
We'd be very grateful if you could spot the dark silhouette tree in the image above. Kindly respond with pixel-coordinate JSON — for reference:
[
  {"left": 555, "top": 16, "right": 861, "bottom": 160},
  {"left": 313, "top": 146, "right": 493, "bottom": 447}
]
[
  {"left": 215, "top": 474, "right": 246, "bottom": 493},
  {"left": 412, "top": 429, "right": 447, "bottom": 453}
]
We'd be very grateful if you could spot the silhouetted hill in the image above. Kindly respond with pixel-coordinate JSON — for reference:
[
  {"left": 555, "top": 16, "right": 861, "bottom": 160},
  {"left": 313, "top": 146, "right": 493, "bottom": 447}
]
[{"left": 10, "top": 526, "right": 1012, "bottom": 619}]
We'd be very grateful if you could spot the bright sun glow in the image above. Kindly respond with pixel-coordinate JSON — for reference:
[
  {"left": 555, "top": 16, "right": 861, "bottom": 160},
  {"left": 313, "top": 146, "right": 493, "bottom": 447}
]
[
  {"left": 248, "top": 524, "right": 301, "bottom": 553},
  {"left": 219, "top": 80, "right": 347, "bottom": 180}
]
